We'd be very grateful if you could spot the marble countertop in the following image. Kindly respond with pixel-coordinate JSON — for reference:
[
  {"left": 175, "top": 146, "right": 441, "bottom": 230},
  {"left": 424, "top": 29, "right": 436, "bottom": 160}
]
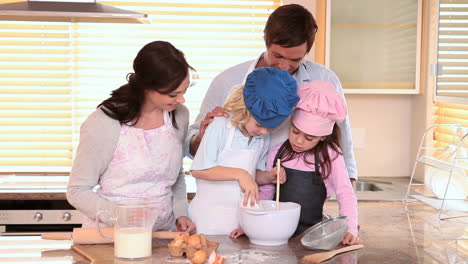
[
  {"left": 0, "top": 201, "right": 466, "bottom": 263},
  {"left": 0, "top": 177, "right": 411, "bottom": 201}
]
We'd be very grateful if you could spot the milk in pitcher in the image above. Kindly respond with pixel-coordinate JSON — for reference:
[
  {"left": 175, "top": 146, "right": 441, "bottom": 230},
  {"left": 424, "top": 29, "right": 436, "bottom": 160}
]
[{"left": 114, "top": 227, "right": 152, "bottom": 259}]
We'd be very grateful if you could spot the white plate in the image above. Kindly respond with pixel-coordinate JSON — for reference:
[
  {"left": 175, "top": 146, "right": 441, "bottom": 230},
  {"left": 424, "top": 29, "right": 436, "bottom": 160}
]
[{"left": 428, "top": 167, "right": 468, "bottom": 200}]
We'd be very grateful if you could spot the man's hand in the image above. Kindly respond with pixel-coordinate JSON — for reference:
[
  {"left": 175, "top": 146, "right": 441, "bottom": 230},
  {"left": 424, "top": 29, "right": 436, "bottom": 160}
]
[
  {"left": 176, "top": 216, "right": 196, "bottom": 234},
  {"left": 189, "top": 107, "right": 228, "bottom": 156},
  {"left": 200, "top": 107, "right": 228, "bottom": 138}
]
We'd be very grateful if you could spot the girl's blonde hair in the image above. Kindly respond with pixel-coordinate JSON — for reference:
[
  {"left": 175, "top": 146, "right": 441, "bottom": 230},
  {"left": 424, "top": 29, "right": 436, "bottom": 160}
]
[{"left": 223, "top": 84, "right": 252, "bottom": 131}]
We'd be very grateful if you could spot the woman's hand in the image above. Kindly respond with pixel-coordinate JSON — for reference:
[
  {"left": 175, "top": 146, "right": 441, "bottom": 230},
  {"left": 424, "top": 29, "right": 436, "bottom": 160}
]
[
  {"left": 341, "top": 232, "right": 362, "bottom": 245},
  {"left": 237, "top": 172, "right": 259, "bottom": 206},
  {"left": 176, "top": 216, "right": 196, "bottom": 234}
]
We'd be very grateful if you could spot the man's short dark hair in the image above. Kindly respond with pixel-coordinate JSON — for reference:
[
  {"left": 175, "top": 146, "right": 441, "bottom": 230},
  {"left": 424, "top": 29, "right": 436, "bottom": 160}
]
[{"left": 264, "top": 4, "right": 318, "bottom": 53}]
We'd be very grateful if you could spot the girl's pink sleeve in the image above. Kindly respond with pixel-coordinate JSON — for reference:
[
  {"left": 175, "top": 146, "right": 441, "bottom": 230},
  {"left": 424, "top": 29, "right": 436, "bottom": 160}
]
[
  {"left": 258, "top": 143, "right": 281, "bottom": 200},
  {"left": 326, "top": 150, "right": 359, "bottom": 235}
]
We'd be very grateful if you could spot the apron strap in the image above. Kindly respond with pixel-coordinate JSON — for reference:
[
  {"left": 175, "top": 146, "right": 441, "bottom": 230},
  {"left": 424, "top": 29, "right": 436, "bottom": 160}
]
[
  {"left": 272, "top": 140, "right": 289, "bottom": 168},
  {"left": 222, "top": 122, "right": 236, "bottom": 152},
  {"left": 314, "top": 150, "right": 321, "bottom": 177}
]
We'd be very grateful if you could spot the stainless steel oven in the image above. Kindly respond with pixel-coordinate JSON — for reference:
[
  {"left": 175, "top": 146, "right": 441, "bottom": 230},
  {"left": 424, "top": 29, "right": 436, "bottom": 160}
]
[
  {"left": 0, "top": 174, "right": 84, "bottom": 235},
  {"left": 0, "top": 199, "right": 84, "bottom": 234}
]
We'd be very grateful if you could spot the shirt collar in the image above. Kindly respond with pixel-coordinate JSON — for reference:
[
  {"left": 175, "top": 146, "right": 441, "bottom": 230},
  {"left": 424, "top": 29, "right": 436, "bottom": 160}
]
[
  {"left": 250, "top": 52, "right": 311, "bottom": 85},
  {"left": 293, "top": 60, "right": 311, "bottom": 85}
]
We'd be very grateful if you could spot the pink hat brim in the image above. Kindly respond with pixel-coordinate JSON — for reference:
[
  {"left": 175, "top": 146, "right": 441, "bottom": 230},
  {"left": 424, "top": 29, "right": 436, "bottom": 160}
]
[{"left": 292, "top": 109, "right": 335, "bottom": 136}]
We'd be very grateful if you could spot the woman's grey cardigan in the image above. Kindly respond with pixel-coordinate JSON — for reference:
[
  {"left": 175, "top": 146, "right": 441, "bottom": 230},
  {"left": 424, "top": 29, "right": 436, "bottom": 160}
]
[{"left": 66, "top": 105, "right": 189, "bottom": 224}]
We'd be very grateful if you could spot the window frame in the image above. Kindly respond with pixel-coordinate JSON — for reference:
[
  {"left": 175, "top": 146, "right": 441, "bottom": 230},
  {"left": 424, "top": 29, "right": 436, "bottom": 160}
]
[{"left": 433, "top": 0, "right": 468, "bottom": 105}]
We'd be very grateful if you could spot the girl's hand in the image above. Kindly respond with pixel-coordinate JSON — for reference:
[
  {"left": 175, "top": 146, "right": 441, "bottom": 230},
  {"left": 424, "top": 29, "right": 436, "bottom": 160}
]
[
  {"left": 176, "top": 216, "right": 196, "bottom": 234},
  {"left": 341, "top": 232, "right": 362, "bottom": 245},
  {"left": 238, "top": 173, "right": 259, "bottom": 206},
  {"left": 271, "top": 166, "right": 286, "bottom": 184},
  {"left": 230, "top": 228, "right": 245, "bottom": 239}
]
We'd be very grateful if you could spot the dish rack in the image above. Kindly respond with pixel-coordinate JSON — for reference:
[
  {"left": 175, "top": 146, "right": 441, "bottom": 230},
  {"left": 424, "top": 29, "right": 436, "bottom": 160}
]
[{"left": 404, "top": 124, "right": 468, "bottom": 220}]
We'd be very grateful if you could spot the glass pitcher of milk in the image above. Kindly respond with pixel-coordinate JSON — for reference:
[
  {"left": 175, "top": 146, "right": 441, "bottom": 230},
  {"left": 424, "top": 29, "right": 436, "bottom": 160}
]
[{"left": 96, "top": 199, "right": 158, "bottom": 259}]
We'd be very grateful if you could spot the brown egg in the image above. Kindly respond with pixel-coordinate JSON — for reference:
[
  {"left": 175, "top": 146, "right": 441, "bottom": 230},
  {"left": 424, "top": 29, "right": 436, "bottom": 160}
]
[
  {"left": 208, "top": 251, "right": 226, "bottom": 264},
  {"left": 190, "top": 250, "right": 207, "bottom": 264},
  {"left": 187, "top": 234, "right": 201, "bottom": 248},
  {"left": 171, "top": 239, "right": 184, "bottom": 247},
  {"left": 173, "top": 232, "right": 188, "bottom": 242}
]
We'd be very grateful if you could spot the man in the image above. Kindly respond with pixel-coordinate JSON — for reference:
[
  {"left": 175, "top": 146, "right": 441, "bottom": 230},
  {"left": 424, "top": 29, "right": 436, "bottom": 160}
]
[{"left": 185, "top": 4, "right": 357, "bottom": 185}]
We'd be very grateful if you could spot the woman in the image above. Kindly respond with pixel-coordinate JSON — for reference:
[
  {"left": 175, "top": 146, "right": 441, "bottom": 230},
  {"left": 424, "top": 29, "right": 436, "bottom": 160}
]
[{"left": 67, "top": 41, "right": 195, "bottom": 233}]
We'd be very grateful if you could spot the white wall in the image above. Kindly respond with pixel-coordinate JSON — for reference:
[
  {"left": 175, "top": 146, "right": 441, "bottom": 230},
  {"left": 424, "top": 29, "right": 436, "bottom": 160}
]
[{"left": 347, "top": 95, "right": 414, "bottom": 177}]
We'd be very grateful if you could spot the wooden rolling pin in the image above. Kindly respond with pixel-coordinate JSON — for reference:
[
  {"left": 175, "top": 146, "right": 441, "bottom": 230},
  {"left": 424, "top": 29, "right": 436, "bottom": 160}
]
[{"left": 41, "top": 227, "right": 179, "bottom": 244}]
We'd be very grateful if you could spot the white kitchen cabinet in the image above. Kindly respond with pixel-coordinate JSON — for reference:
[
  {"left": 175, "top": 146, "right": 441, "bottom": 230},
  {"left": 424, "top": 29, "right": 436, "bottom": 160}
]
[{"left": 324, "top": 0, "right": 423, "bottom": 94}]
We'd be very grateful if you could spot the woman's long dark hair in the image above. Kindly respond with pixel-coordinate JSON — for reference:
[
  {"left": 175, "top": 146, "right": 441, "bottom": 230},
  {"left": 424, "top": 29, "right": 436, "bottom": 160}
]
[
  {"left": 98, "top": 41, "right": 193, "bottom": 128},
  {"left": 279, "top": 124, "right": 343, "bottom": 179}
]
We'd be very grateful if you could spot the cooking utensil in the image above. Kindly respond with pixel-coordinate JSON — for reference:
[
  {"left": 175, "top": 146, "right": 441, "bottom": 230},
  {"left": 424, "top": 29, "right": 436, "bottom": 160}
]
[
  {"left": 276, "top": 158, "right": 281, "bottom": 211},
  {"left": 240, "top": 200, "right": 300, "bottom": 246},
  {"left": 300, "top": 215, "right": 348, "bottom": 250},
  {"left": 41, "top": 227, "right": 178, "bottom": 244},
  {"left": 302, "top": 244, "right": 364, "bottom": 263},
  {"left": 72, "top": 244, "right": 114, "bottom": 264}
]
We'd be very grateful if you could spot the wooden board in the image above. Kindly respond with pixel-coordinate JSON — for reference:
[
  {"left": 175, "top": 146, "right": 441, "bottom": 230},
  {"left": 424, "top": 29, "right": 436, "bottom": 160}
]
[
  {"left": 72, "top": 244, "right": 114, "bottom": 264},
  {"left": 71, "top": 240, "right": 172, "bottom": 264}
]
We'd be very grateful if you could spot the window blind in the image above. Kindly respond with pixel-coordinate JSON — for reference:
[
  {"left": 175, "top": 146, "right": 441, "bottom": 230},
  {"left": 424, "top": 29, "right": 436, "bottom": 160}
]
[
  {"left": 0, "top": 0, "right": 280, "bottom": 173},
  {"left": 433, "top": 102, "right": 468, "bottom": 149},
  {"left": 0, "top": 20, "right": 73, "bottom": 172},
  {"left": 436, "top": 0, "right": 468, "bottom": 103}
]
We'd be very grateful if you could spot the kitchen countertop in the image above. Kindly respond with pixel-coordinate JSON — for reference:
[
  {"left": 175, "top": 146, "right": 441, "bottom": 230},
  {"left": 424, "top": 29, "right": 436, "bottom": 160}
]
[
  {"left": 0, "top": 176, "right": 411, "bottom": 201},
  {"left": 1, "top": 201, "right": 466, "bottom": 263}
]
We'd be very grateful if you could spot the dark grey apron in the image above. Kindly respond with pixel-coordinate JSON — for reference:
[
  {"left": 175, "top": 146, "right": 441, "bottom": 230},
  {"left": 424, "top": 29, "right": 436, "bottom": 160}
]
[{"left": 274, "top": 141, "right": 327, "bottom": 235}]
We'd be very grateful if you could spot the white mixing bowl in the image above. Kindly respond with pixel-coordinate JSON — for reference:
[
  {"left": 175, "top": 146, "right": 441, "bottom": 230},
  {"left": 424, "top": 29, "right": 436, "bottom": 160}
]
[{"left": 239, "top": 200, "right": 301, "bottom": 246}]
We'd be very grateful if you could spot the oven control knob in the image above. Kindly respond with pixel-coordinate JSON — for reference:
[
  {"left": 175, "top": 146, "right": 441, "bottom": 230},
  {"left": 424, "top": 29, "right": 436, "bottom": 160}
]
[
  {"left": 33, "top": 212, "right": 43, "bottom": 222},
  {"left": 62, "top": 212, "right": 72, "bottom": 221}
]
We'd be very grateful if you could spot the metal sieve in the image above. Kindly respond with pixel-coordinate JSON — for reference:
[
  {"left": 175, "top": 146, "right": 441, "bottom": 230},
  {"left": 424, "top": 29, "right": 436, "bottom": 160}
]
[{"left": 300, "top": 215, "right": 348, "bottom": 251}]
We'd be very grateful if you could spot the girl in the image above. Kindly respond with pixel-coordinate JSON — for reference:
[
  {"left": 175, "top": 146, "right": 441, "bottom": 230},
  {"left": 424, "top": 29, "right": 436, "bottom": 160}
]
[
  {"left": 258, "top": 81, "right": 360, "bottom": 245},
  {"left": 67, "top": 41, "right": 195, "bottom": 233},
  {"left": 189, "top": 67, "right": 299, "bottom": 236}
]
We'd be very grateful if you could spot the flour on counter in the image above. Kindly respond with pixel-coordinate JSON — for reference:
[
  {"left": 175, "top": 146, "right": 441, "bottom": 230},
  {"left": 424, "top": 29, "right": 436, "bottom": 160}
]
[
  {"left": 164, "top": 257, "right": 191, "bottom": 263},
  {"left": 224, "top": 249, "right": 279, "bottom": 263}
]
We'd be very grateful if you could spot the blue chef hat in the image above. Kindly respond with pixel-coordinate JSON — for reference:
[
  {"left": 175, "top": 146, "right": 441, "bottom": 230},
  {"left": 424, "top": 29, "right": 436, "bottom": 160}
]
[{"left": 243, "top": 67, "right": 299, "bottom": 129}]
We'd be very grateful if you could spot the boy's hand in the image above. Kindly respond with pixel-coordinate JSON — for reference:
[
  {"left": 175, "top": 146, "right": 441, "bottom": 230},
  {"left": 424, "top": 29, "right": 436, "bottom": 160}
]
[
  {"left": 238, "top": 173, "right": 259, "bottom": 206},
  {"left": 230, "top": 228, "right": 245, "bottom": 239}
]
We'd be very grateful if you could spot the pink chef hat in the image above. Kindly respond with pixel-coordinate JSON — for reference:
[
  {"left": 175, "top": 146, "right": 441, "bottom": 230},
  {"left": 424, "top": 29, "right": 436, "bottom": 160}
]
[{"left": 292, "top": 81, "right": 347, "bottom": 136}]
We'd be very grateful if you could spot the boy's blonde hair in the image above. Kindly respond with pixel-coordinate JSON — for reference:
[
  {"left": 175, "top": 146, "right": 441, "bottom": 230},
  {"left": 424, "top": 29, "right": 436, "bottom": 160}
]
[{"left": 223, "top": 84, "right": 252, "bottom": 131}]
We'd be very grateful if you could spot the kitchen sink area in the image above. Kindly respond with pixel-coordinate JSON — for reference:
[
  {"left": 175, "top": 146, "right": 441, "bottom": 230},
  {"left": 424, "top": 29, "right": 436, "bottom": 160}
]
[
  {"left": 353, "top": 177, "right": 414, "bottom": 201},
  {"left": 355, "top": 181, "right": 383, "bottom": 192}
]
